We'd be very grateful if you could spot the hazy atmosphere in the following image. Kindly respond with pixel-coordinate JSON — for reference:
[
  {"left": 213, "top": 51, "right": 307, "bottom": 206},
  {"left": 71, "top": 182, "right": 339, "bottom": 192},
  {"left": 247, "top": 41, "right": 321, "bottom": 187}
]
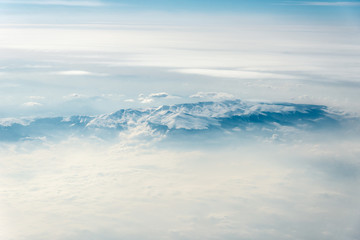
[{"left": 0, "top": 0, "right": 359, "bottom": 239}]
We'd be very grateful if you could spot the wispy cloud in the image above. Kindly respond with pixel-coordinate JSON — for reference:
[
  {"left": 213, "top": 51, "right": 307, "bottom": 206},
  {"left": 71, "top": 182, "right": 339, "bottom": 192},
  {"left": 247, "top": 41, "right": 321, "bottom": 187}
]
[
  {"left": 29, "top": 96, "right": 45, "bottom": 100},
  {"left": 0, "top": 118, "right": 33, "bottom": 127},
  {"left": 23, "top": 102, "right": 42, "bottom": 107},
  {"left": 149, "top": 92, "right": 169, "bottom": 98},
  {"left": 282, "top": 1, "right": 360, "bottom": 6},
  {"left": 63, "top": 93, "right": 87, "bottom": 99},
  {"left": 24, "top": 65, "right": 53, "bottom": 69},
  {"left": 0, "top": 0, "right": 105, "bottom": 7},
  {"left": 173, "top": 69, "right": 297, "bottom": 80},
  {"left": 190, "top": 92, "right": 235, "bottom": 100},
  {"left": 138, "top": 92, "right": 174, "bottom": 103},
  {"left": 54, "top": 70, "right": 108, "bottom": 76},
  {"left": 138, "top": 94, "right": 154, "bottom": 104}
]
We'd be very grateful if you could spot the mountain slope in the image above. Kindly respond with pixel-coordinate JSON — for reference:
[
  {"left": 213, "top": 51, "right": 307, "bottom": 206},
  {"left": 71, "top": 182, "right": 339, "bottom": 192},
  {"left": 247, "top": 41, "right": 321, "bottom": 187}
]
[{"left": 0, "top": 100, "right": 342, "bottom": 142}]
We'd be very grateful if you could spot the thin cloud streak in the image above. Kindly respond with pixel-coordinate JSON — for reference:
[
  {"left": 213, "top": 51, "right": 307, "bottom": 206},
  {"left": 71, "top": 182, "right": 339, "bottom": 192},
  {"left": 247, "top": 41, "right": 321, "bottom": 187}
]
[
  {"left": 173, "top": 69, "right": 298, "bottom": 80},
  {"left": 0, "top": 0, "right": 105, "bottom": 7},
  {"left": 283, "top": 1, "right": 360, "bottom": 6},
  {"left": 55, "top": 70, "right": 108, "bottom": 76},
  {"left": 23, "top": 102, "right": 42, "bottom": 107}
]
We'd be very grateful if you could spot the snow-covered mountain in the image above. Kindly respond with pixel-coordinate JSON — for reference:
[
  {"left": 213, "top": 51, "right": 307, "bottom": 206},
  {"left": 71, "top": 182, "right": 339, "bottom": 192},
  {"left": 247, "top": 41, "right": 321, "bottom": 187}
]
[{"left": 0, "top": 100, "right": 342, "bottom": 142}]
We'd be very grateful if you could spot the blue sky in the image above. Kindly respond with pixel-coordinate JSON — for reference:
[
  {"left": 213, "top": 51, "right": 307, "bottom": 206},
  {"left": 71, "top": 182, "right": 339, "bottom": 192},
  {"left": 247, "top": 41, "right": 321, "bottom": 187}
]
[
  {"left": 2, "top": 0, "right": 360, "bottom": 10},
  {"left": 1, "top": 0, "right": 359, "bottom": 24}
]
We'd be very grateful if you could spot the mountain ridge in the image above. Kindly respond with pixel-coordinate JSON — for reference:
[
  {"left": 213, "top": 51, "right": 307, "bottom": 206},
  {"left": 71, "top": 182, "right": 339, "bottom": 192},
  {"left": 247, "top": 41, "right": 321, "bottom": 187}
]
[{"left": 0, "top": 100, "right": 342, "bottom": 142}]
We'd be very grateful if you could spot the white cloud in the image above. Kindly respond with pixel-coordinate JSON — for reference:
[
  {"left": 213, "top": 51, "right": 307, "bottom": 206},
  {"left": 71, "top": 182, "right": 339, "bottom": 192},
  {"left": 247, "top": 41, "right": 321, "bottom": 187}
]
[
  {"left": 0, "top": 135, "right": 359, "bottom": 240},
  {"left": 149, "top": 92, "right": 169, "bottom": 98},
  {"left": 0, "top": 118, "right": 33, "bottom": 126},
  {"left": 190, "top": 92, "right": 235, "bottom": 100},
  {"left": 24, "top": 65, "right": 53, "bottom": 69},
  {"left": 0, "top": 0, "right": 105, "bottom": 7},
  {"left": 0, "top": 19, "right": 359, "bottom": 116},
  {"left": 138, "top": 92, "right": 171, "bottom": 103},
  {"left": 63, "top": 93, "right": 86, "bottom": 99},
  {"left": 54, "top": 70, "right": 108, "bottom": 76},
  {"left": 29, "top": 96, "right": 45, "bottom": 100},
  {"left": 139, "top": 98, "right": 153, "bottom": 104},
  {"left": 173, "top": 68, "right": 298, "bottom": 80},
  {"left": 124, "top": 99, "right": 135, "bottom": 102},
  {"left": 23, "top": 102, "right": 42, "bottom": 107}
]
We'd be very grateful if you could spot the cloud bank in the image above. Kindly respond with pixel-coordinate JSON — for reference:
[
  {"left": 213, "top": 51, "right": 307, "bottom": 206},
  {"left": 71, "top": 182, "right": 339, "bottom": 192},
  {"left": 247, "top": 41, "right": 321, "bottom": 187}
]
[{"left": 0, "top": 122, "right": 359, "bottom": 240}]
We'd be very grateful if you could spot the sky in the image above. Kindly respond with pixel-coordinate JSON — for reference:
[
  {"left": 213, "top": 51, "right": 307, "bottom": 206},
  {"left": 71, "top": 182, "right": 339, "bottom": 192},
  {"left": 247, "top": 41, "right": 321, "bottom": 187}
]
[
  {"left": 0, "top": 0, "right": 359, "bottom": 117},
  {"left": 0, "top": 1, "right": 360, "bottom": 239}
]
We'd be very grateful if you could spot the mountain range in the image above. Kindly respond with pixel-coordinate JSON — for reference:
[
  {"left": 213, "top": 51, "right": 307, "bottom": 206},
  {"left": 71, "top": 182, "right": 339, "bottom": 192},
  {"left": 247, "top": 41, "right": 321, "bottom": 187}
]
[{"left": 0, "top": 100, "right": 342, "bottom": 142}]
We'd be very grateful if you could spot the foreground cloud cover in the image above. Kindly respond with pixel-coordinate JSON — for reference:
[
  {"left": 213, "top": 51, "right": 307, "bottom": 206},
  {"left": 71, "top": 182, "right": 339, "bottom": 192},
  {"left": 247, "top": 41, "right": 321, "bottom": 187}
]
[
  {"left": 0, "top": 99, "right": 358, "bottom": 239},
  {"left": 0, "top": 100, "right": 359, "bottom": 240}
]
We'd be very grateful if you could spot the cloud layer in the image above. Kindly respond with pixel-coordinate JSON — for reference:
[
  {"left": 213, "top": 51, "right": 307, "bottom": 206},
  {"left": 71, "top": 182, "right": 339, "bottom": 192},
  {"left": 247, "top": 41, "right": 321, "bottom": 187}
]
[
  {"left": 0, "top": 125, "right": 359, "bottom": 240},
  {"left": 0, "top": 20, "right": 359, "bottom": 116},
  {"left": 173, "top": 69, "right": 298, "bottom": 80}
]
